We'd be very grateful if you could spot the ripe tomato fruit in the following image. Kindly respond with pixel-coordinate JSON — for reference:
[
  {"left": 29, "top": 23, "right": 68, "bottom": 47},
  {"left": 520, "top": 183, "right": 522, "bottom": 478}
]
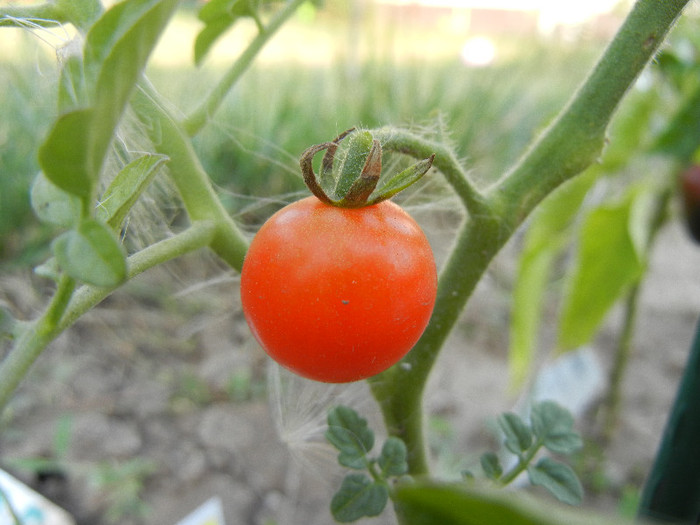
[
  {"left": 681, "top": 165, "right": 700, "bottom": 244},
  {"left": 240, "top": 196, "right": 437, "bottom": 383}
]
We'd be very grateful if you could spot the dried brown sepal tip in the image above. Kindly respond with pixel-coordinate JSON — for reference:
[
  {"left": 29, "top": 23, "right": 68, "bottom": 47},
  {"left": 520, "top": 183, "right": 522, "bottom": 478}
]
[{"left": 300, "top": 128, "right": 435, "bottom": 208}]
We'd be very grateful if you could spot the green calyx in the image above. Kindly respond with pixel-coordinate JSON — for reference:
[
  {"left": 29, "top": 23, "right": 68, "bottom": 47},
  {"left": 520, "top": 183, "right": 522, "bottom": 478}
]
[{"left": 300, "top": 128, "right": 435, "bottom": 208}]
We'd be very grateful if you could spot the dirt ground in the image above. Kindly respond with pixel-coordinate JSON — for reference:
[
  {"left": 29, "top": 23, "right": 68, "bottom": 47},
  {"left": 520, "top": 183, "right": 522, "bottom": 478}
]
[{"left": 1, "top": 215, "right": 699, "bottom": 525}]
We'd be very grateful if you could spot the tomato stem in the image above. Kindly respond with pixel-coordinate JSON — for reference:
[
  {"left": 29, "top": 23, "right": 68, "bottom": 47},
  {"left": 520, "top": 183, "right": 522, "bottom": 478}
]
[
  {"left": 368, "top": 0, "right": 691, "bottom": 478},
  {"left": 182, "top": 0, "right": 308, "bottom": 136}
]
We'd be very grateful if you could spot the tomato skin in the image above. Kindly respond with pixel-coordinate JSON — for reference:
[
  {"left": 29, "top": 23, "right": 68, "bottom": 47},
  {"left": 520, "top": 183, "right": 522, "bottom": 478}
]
[
  {"left": 240, "top": 196, "right": 437, "bottom": 383},
  {"left": 681, "top": 165, "right": 700, "bottom": 244}
]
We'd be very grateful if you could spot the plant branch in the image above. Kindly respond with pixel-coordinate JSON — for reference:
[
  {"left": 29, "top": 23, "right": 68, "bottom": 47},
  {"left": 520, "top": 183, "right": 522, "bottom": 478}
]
[
  {"left": 500, "top": 441, "right": 542, "bottom": 486},
  {"left": 57, "top": 220, "right": 218, "bottom": 330},
  {"left": 0, "top": 220, "right": 217, "bottom": 414},
  {"left": 132, "top": 82, "right": 249, "bottom": 271},
  {"left": 369, "top": 0, "right": 691, "bottom": 475},
  {"left": 373, "top": 127, "right": 491, "bottom": 217},
  {"left": 182, "top": 0, "right": 308, "bottom": 136}
]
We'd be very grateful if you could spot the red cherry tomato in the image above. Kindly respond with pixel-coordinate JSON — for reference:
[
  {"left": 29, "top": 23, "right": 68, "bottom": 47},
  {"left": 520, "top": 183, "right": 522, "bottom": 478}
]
[
  {"left": 681, "top": 165, "right": 700, "bottom": 244},
  {"left": 240, "top": 196, "right": 437, "bottom": 383}
]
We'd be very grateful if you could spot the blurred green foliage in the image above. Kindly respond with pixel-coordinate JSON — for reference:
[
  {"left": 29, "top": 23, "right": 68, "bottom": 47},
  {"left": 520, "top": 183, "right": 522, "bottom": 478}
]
[{"left": 0, "top": 9, "right": 607, "bottom": 265}]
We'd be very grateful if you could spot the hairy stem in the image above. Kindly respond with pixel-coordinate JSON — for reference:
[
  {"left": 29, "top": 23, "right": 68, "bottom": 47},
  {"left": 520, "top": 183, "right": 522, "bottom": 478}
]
[
  {"left": 183, "top": 0, "right": 308, "bottom": 136},
  {"left": 57, "top": 220, "right": 218, "bottom": 331},
  {"left": 0, "top": 221, "right": 217, "bottom": 414},
  {"left": 132, "top": 82, "right": 249, "bottom": 271},
  {"left": 373, "top": 127, "right": 490, "bottom": 217},
  {"left": 369, "top": 0, "right": 691, "bottom": 475}
]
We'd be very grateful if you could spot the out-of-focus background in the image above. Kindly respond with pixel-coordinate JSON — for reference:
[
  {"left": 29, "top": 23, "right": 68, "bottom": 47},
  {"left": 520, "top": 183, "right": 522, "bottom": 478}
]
[{"left": 2, "top": 1, "right": 700, "bottom": 524}]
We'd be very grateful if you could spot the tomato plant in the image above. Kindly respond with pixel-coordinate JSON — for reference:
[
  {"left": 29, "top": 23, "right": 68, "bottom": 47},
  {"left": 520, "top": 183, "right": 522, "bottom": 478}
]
[
  {"left": 0, "top": 1, "right": 697, "bottom": 524},
  {"left": 241, "top": 195, "right": 437, "bottom": 383}
]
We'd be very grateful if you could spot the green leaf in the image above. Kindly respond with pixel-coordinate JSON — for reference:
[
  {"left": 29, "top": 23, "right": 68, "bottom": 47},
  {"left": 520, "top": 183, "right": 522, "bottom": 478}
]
[
  {"left": 194, "top": 0, "right": 263, "bottom": 66},
  {"left": 530, "top": 401, "right": 574, "bottom": 439},
  {"left": 508, "top": 172, "right": 596, "bottom": 389},
  {"left": 96, "top": 154, "right": 168, "bottom": 229},
  {"left": 326, "top": 405, "right": 374, "bottom": 470},
  {"left": 86, "top": 0, "right": 180, "bottom": 181},
  {"left": 378, "top": 437, "right": 408, "bottom": 477},
  {"left": 53, "top": 219, "right": 127, "bottom": 287},
  {"left": 528, "top": 458, "right": 583, "bottom": 505},
  {"left": 39, "top": 0, "right": 178, "bottom": 201},
  {"left": 55, "top": 0, "right": 104, "bottom": 30},
  {"left": 480, "top": 452, "right": 502, "bottom": 481},
  {"left": 530, "top": 401, "right": 582, "bottom": 455},
  {"left": 38, "top": 109, "right": 95, "bottom": 198},
  {"left": 557, "top": 188, "right": 648, "bottom": 350},
  {"left": 394, "top": 481, "right": 627, "bottom": 525},
  {"left": 653, "top": 82, "right": 700, "bottom": 163},
  {"left": 497, "top": 413, "right": 533, "bottom": 454},
  {"left": 30, "top": 172, "right": 82, "bottom": 228},
  {"left": 56, "top": 49, "right": 88, "bottom": 113},
  {"left": 331, "top": 473, "right": 389, "bottom": 523},
  {"left": 542, "top": 431, "right": 584, "bottom": 456},
  {"left": 369, "top": 155, "right": 435, "bottom": 205}
]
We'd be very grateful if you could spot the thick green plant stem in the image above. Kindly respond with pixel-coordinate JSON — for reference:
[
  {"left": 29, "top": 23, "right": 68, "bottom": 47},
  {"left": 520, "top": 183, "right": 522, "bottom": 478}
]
[
  {"left": 0, "top": 220, "right": 217, "bottom": 414},
  {"left": 369, "top": 0, "right": 690, "bottom": 475},
  {"left": 638, "top": 317, "right": 700, "bottom": 523},
  {"left": 132, "top": 83, "right": 249, "bottom": 271},
  {"left": 182, "top": 0, "right": 308, "bottom": 136}
]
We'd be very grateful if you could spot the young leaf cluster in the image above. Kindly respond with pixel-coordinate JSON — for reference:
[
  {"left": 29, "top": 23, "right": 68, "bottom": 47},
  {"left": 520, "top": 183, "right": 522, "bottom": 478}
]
[
  {"left": 326, "top": 405, "right": 409, "bottom": 523},
  {"left": 30, "top": 0, "right": 178, "bottom": 289},
  {"left": 476, "top": 401, "right": 584, "bottom": 505},
  {"left": 300, "top": 129, "right": 434, "bottom": 208}
]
